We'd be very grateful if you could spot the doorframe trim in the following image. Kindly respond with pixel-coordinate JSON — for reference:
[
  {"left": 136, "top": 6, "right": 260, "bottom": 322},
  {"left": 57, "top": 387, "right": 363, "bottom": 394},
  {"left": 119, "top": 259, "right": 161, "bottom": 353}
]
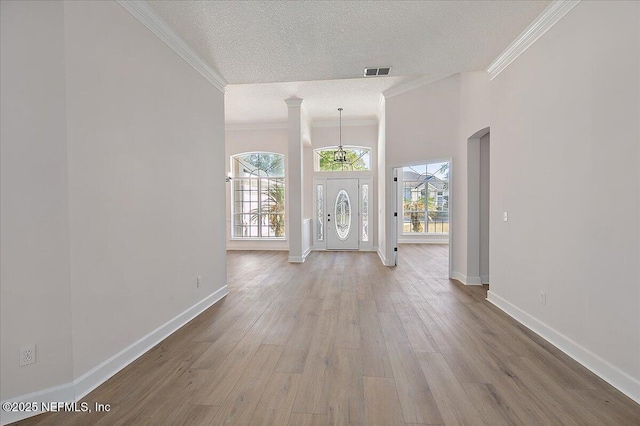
[{"left": 388, "top": 156, "right": 453, "bottom": 276}]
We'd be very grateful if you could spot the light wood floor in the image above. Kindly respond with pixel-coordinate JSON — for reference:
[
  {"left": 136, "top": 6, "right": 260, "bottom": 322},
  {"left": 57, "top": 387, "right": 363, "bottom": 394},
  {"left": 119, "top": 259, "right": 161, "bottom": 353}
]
[{"left": 16, "top": 245, "right": 640, "bottom": 425}]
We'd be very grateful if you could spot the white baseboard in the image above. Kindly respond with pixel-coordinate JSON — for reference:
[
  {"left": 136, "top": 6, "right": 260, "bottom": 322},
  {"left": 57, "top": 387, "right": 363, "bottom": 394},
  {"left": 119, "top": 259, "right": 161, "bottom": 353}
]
[
  {"left": 303, "top": 246, "right": 311, "bottom": 260},
  {"left": 289, "top": 246, "right": 311, "bottom": 263},
  {"left": 398, "top": 238, "right": 449, "bottom": 244},
  {"left": 74, "top": 285, "right": 229, "bottom": 399},
  {"left": 288, "top": 255, "right": 304, "bottom": 263},
  {"left": 450, "top": 271, "right": 465, "bottom": 283},
  {"left": 481, "top": 275, "right": 490, "bottom": 284},
  {"left": 465, "top": 276, "right": 483, "bottom": 285},
  {"left": 0, "top": 382, "right": 75, "bottom": 425},
  {"left": 450, "top": 271, "right": 483, "bottom": 286},
  {"left": 0, "top": 285, "right": 229, "bottom": 426},
  {"left": 227, "top": 242, "right": 288, "bottom": 251},
  {"left": 487, "top": 290, "right": 640, "bottom": 405},
  {"left": 377, "top": 248, "right": 394, "bottom": 266}
]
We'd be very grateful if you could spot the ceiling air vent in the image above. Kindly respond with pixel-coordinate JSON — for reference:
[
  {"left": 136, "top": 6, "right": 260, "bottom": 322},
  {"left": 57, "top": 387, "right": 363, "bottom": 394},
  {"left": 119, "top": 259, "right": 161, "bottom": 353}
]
[{"left": 364, "top": 66, "right": 392, "bottom": 77}]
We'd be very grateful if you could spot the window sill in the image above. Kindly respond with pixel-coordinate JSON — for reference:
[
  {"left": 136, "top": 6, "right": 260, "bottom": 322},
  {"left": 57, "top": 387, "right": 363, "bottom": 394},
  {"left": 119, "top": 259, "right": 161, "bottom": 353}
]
[
  {"left": 230, "top": 238, "right": 287, "bottom": 241},
  {"left": 401, "top": 233, "right": 449, "bottom": 236}
]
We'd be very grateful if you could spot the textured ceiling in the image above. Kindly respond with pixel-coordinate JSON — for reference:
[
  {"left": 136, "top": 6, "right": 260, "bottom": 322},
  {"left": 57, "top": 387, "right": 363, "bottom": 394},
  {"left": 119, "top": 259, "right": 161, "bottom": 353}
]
[
  {"left": 148, "top": 0, "right": 551, "bottom": 123},
  {"left": 225, "top": 75, "right": 430, "bottom": 125}
]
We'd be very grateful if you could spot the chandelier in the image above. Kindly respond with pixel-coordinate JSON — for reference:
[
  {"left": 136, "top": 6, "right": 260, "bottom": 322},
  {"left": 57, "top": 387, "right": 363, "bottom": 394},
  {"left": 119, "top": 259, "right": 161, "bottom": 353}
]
[{"left": 334, "top": 108, "right": 348, "bottom": 163}]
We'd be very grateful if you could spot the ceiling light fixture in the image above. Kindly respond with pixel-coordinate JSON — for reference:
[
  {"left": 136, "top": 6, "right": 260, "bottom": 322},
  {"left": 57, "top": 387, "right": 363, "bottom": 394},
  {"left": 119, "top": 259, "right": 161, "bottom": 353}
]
[{"left": 334, "top": 108, "right": 348, "bottom": 163}]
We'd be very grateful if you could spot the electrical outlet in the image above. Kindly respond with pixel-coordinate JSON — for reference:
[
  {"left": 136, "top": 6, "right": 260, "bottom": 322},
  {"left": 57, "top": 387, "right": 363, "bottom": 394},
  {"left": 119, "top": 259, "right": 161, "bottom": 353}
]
[
  {"left": 20, "top": 345, "right": 36, "bottom": 366},
  {"left": 503, "top": 211, "right": 508, "bottom": 222},
  {"left": 540, "top": 291, "right": 546, "bottom": 305},
  {"left": 196, "top": 276, "right": 202, "bottom": 288}
]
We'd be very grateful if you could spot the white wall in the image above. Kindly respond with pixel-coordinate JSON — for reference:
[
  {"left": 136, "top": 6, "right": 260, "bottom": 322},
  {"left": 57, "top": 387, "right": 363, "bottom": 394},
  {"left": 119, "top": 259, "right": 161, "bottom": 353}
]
[
  {"left": 384, "top": 72, "right": 490, "bottom": 276},
  {"left": 225, "top": 126, "right": 289, "bottom": 250},
  {"left": 479, "top": 133, "right": 490, "bottom": 282},
  {"left": 300, "top": 105, "right": 312, "bottom": 258},
  {"left": 1, "top": 0, "right": 74, "bottom": 401},
  {"left": 303, "top": 145, "right": 314, "bottom": 220},
  {"left": 489, "top": 0, "right": 639, "bottom": 401},
  {"left": 377, "top": 99, "right": 387, "bottom": 263},
  {"left": 310, "top": 123, "right": 378, "bottom": 150},
  {"left": 1, "top": 0, "right": 227, "bottom": 415},
  {"left": 64, "top": 0, "right": 226, "bottom": 379}
]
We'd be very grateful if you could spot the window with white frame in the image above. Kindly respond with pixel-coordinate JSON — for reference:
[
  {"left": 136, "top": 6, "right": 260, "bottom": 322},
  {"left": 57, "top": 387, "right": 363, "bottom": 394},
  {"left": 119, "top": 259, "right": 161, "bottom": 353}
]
[
  {"left": 314, "top": 146, "right": 371, "bottom": 171},
  {"left": 402, "top": 161, "right": 449, "bottom": 234},
  {"left": 361, "top": 183, "right": 369, "bottom": 242},
  {"left": 231, "top": 152, "right": 285, "bottom": 238}
]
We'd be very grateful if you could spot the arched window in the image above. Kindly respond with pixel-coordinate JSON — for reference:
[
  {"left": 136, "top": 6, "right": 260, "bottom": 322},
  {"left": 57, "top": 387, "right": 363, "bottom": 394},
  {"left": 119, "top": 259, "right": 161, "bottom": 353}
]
[
  {"left": 231, "top": 152, "right": 285, "bottom": 238},
  {"left": 314, "top": 146, "right": 371, "bottom": 171}
]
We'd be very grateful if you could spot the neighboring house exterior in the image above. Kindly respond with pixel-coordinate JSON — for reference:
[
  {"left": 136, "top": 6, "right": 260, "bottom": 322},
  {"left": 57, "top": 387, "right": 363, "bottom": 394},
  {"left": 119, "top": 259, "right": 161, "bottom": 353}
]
[{"left": 402, "top": 170, "right": 449, "bottom": 234}]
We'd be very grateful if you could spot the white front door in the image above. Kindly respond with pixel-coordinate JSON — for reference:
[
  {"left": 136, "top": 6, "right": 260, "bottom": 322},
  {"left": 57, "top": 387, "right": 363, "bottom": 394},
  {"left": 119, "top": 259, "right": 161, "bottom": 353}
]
[{"left": 326, "top": 178, "right": 359, "bottom": 250}]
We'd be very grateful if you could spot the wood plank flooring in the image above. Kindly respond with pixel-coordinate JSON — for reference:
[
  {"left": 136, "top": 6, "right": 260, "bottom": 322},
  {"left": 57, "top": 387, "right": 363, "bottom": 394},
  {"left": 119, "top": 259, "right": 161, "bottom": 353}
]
[{"left": 15, "top": 245, "right": 640, "bottom": 425}]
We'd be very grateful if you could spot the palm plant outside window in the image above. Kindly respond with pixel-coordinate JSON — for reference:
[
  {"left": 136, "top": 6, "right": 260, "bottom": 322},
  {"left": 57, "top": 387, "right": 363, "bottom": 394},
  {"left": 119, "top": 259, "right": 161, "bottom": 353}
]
[
  {"left": 402, "top": 161, "right": 449, "bottom": 234},
  {"left": 231, "top": 152, "right": 285, "bottom": 238}
]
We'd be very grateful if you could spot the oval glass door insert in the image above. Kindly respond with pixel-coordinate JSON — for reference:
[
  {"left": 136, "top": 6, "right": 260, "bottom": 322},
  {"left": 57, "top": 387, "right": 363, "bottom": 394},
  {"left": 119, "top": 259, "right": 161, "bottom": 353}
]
[{"left": 335, "top": 190, "right": 351, "bottom": 240}]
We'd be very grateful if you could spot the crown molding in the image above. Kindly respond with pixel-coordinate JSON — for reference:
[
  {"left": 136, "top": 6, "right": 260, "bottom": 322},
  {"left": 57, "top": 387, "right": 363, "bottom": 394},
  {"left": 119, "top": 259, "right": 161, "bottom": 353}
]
[
  {"left": 225, "top": 121, "right": 289, "bottom": 131},
  {"left": 382, "top": 73, "right": 452, "bottom": 99},
  {"left": 116, "top": 0, "right": 227, "bottom": 93},
  {"left": 284, "top": 97, "right": 304, "bottom": 107},
  {"left": 487, "top": 0, "right": 581, "bottom": 80},
  {"left": 311, "top": 118, "right": 378, "bottom": 128}
]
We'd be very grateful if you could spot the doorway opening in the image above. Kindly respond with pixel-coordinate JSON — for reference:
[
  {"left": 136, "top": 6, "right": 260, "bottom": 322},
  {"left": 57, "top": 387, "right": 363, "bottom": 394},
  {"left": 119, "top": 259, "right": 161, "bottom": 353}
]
[
  {"left": 467, "top": 128, "right": 490, "bottom": 287},
  {"left": 392, "top": 158, "right": 452, "bottom": 279}
]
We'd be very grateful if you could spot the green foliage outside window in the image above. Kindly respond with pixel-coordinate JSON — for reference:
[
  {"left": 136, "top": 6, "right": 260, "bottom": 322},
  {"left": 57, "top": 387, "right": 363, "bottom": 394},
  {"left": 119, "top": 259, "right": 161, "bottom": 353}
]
[
  {"left": 232, "top": 152, "right": 285, "bottom": 238},
  {"left": 251, "top": 181, "right": 285, "bottom": 237},
  {"left": 315, "top": 147, "right": 371, "bottom": 171}
]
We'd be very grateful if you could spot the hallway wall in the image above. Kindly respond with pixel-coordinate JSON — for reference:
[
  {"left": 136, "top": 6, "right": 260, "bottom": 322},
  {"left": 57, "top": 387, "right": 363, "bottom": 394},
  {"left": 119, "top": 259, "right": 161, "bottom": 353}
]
[
  {"left": 1, "top": 1, "right": 227, "bottom": 416},
  {"left": 1, "top": 0, "right": 74, "bottom": 402},
  {"left": 489, "top": 0, "right": 640, "bottom": 401},
  {"left": 479, "top": 133, "right": 490, "bottom": 282},
  {"left": 383, "top": 72, "right": 490, "bottom": 276},
  {"left": 64, "top": 0, "right": 227, "bottom": 381}
]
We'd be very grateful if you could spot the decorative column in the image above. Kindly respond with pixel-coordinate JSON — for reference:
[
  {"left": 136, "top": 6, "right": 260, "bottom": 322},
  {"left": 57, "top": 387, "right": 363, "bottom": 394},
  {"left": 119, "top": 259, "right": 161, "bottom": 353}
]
[{"left": 285, "top": 97, "right": 304, "bottom": 262}]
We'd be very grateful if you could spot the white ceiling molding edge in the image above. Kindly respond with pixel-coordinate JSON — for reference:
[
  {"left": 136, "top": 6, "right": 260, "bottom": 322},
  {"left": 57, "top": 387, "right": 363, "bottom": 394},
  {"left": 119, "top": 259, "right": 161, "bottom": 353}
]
[
  {"left": 284, "top": 98, "right": 304, "bottom": 107},
  {"left": 225, "top": 122, "right": 289, "bottom": 131},
  {"left": 116, "top": 0, "right": 227, "bottom": 92},
  {"left": 311, "top": 118, "right": 378, "bottom": 128},
  {"left": 382, "top": 74, "right": 453, "bottom": 99},
  {"left": 487, "top": 0, "right": 581, "bottom": 80}
]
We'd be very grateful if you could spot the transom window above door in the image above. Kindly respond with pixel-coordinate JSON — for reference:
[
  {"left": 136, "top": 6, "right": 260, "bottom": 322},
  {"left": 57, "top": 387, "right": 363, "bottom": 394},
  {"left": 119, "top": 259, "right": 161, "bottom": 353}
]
[
  {"left": 231, "top": 152, "right": 285, "bottom": 239},
  {"left": 314, "top": 146, "right": 371, "bottom": 171}
]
